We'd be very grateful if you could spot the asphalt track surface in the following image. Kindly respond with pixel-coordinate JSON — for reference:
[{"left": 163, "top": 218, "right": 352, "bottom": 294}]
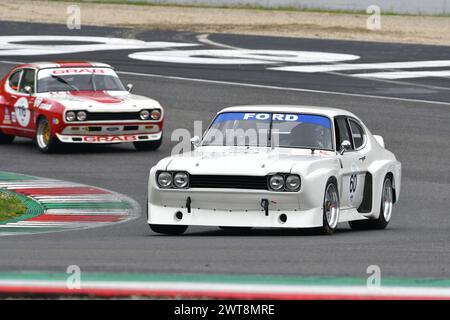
[{"left": 0, "top": 22, "right": 449, "bottom": 278}]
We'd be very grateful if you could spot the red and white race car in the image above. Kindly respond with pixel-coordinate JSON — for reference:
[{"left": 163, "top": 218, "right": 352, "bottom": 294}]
[{"left": 0, "top": 61, "right": 164, "bottom": 152}]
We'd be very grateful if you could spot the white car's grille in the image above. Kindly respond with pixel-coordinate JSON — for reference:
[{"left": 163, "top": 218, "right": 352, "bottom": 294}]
[{"left": 189, "top": 175, "right": 268, "bottom": 190}]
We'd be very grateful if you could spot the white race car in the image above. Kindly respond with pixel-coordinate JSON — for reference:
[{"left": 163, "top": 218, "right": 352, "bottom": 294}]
[{"left": 147, "top": 105, "right": 401, "bottom": 235}]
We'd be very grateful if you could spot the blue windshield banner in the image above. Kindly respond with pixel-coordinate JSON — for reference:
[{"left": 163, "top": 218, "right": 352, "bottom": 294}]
[{"left": 215, "top": 112, "right": 331, "bottom": 128}]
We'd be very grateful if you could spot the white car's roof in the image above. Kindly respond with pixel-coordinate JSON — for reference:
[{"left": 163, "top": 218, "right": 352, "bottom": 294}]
[{"left": 219, "top": 105, "right": 357, "bottom": 118}]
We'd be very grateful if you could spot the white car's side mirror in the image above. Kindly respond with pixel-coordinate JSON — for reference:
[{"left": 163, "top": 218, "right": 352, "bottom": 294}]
[
  {"left": 339, "top": 140, "right": 352, "bottom": 155},
  {"left": 190, "top": 136, "right": 201, "bottom": 148},
  {"left": 126, "top": 83, "right": 134, "bottom": 92},
  {"left": 373, "top": 135, "right": 385, "bottom": 148}
]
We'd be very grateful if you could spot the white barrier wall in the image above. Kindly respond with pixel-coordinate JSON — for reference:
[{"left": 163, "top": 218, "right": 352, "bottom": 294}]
[{"left": 140, "top": 0, "right": 449, "bottom": 15}]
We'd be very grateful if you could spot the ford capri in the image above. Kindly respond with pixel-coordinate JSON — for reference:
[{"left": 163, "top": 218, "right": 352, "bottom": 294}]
[
  {"left": 0, "top": 61, "right": 164, "bottom": 152},
  {"left": 147, "top": 105, "right": 401, "bottom": 235}
]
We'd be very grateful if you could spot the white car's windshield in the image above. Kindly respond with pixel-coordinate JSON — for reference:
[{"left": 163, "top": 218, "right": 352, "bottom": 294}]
[
  {"left": 202, "top": 112, "right": 333, "bottom": 150},
  {"left": 37, "top": 67, "right": 125, "bottom": 93}
]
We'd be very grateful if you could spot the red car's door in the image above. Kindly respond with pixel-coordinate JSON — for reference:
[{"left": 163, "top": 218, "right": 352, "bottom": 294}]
[
  {"left": 13, "top": 68, "right": 38, "bottom": 138},
  {"left": 1, "top": 68, "right": 24, "bottom": 136}
]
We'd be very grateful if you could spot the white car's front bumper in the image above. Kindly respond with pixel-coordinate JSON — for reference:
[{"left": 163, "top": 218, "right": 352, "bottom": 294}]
[
  {"left": 147, "top": 189, "right": 324, "bottom": 228},
  {"left": 147, "top": 203, "right": 323, "bottom": 228}
]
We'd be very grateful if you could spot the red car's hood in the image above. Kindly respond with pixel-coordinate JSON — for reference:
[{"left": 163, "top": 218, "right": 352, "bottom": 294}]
[{"left": 37, "top": 90, "right": 161, "bottom": 111}]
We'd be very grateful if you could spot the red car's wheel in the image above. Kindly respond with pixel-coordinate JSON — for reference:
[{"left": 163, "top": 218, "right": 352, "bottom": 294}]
[{"left": 36, "top": 117, "right": 61, "bottom": 153}]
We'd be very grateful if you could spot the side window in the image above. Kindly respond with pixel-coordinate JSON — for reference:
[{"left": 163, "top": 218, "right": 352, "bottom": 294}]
[
  {"left": 8, "top": 70, "right": 22, "bottom": 91},
  {"left": 335, "top": 117, "right": 354, "bottom": 150},
  {"left": 349, "top": 119, "right": 366, "bottom": 149},
  {"left": 18, "top": 69, "right": 35, "bottom": 93}
]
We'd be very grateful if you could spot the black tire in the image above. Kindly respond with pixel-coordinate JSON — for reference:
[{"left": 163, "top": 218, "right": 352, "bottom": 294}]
[
  {"left": 134, "top": 135, "right": 162, "bottom": 151},
  {"left": 149, "top": 224, "right": 187, "bottom": 235},
  {"left": 0, "top": 130, "right": 14, "bottom": 144},
  {"left": 349, "top": 175, "right": 393, "bottom": 230},
  {"left": 36, "top": 117, "right": 61, "bottom": 153},
  {"left": 320, "top": 179, "right": 340, "bottom": 235}
]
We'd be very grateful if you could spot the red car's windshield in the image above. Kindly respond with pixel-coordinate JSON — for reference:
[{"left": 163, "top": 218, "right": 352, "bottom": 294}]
[{"left": 37, "top": 67, "right": 125, "bottom": 93}]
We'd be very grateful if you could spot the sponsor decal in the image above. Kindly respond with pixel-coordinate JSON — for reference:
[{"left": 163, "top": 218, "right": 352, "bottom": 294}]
[
  {"left": 82, "top": 135, "right": 138, "bottom": 143},
  {"left": 3, "top": 108, "right": 11, "bottom": 125},
  {"left": 215, "top": 112, "right": 331, "bottom": 128},
  {"left": 52, "top": 118, "right": 60, "bottom": 125},
  {"left": 52, "top": 68, "right": 106, "bottom": 75},
  {"left": 14, "top": 98, "right": 31, "bottom": 127}
]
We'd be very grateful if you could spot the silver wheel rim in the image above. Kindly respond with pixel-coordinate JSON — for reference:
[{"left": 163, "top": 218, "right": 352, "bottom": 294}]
[
  {"left": 36, "top": 120, "right": 49, "bottom": 149},
  {"left": 324, "top": 183, "right": 339, "bottom": 229},
  {"left": 382, "top": 178, "right": 393, "bottom": 222}
]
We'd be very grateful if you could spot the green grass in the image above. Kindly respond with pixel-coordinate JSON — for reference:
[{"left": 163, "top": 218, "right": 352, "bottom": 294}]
[
  {"left": 48, "top": 0, "right": 450, "bottom": 17},
  {"left": 0, "top": 192, "right": 27, "bottom": 222}
]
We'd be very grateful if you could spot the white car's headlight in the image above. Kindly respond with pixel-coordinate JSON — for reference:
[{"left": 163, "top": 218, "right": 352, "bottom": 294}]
[
  {"left": 77, "top": 111, "right": 87, "bottom": 121},
  {"left": 157, "top": 172, "right": 172, "bottom": 188},
  {"left": 173, "top": 172, "right": 189, "bottom": 188},
  {"left": 285, "top": 174, "right": 301, "bottom": 191},
  {"left": 269, "top": 174, "right": 284, "bottom": 191},
  {"left": 66, "top": 111, "right": 76, "bottom": 122}
]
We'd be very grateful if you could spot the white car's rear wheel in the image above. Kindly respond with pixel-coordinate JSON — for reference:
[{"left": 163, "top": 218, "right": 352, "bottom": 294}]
[{"left": 349, "top": 175, "right": 393, "bottom": 230}]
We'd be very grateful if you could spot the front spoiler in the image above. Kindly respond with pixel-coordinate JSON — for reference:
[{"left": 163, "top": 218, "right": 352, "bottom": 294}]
[
  {"left": 147, "top": 203, "right": 324, "bottom": 228},
  {"left": 56, "top": 132, "right": 162, "bottom": 144}
]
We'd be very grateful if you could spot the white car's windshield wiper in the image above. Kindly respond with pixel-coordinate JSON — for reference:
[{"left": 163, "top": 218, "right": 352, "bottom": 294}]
[{"left": 51, "top": 75, "right": 79, "bottom": 91}]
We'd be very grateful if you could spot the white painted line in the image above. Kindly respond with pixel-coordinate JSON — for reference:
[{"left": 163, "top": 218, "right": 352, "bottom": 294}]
[
  {"left": 2, "top": 56, "right": 450, "bottom": 106},
  {"left": 271, "top": 60, "right": 450, "bottom": 73},
  {"left": 33, "top": 195, "right": 120, "bottom": 203},
  {"left": 44, "top": 209, "right": 128, "bottom": 215},
  {"left": 197, "top": 34, "right": 242, "bottom": 50},
  {"left": 37, "top": 198, "right": 122, "bottom": 203},
  {"left": 354, "top": 70, "right": 450, "bottom": 79},
  {"left": 0, "top": 224, "right": 72, "bottom": 228},
  {"left": 0, "top": 279, "right": 449, "bottom": 298},
  {"left": 5, "top": 222, "right": 76, "bottom": 227},
  {"left": 117, "top": 70, "right": 450, "bottom": 106}
]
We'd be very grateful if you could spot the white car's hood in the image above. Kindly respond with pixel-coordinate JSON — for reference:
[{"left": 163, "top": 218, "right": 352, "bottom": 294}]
[
  {"left": 163, "top": 146, "right": 336, "bottom": 175},
  {"left": 38, "top": 90, "right": 161, "bottom": 112}
]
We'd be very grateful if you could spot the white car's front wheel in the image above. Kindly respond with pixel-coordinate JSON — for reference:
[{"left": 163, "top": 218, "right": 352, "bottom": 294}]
[
  {"left": 320, "top": 179, "right": 340, "bottom": 235},
  {"left": 349, "top": 175, "right": 393, "bottom": 230}
]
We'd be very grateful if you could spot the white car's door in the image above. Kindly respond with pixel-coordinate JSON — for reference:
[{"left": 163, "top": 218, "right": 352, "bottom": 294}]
[{"left": 335, "top": 117, "right": 366, "bottom": 210}]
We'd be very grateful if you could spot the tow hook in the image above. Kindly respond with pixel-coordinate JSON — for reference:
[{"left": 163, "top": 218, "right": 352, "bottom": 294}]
[
  {"left": 261, "top": 199, "right": 269, "bottom": 216},
  {"left": 186, "top": 196, "right": 192, "bottom": 213}
]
